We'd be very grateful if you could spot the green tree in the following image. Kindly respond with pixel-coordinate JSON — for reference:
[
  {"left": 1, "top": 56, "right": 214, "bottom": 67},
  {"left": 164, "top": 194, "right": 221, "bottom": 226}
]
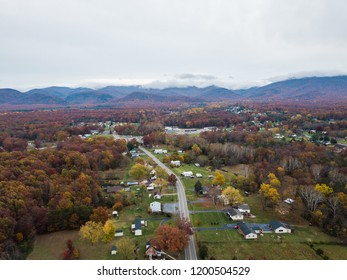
[
  {"left": 194, "top": 180, "right": 202, "bottom": 194},
  {"left": 199, "top": 244, "right": 209, "bottom": 260}
]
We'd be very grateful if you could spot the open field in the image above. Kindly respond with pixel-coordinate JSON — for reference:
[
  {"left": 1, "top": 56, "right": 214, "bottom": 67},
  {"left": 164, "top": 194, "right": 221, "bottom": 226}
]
[
  {"left": 243, "top": 195, "right": 308, "bottom": 225},
  {"left": 190, "top": 212, "right": 229, "bottom": 228},
  {"left": 28, "top": 218, "right": 167, "bottom": 260},
  {"left": 195, "top": 225, "right": 347, "bottom": 260}
]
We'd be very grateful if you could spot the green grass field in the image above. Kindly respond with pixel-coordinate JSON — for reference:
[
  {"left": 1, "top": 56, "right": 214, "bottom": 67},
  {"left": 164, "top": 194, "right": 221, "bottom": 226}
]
[
  {"left": 190, "top": 212, "right": 229, "bottom": 228},
  {"left": 195, "top": 225, "right": 347, "bottom": 260},
  {"left": 28, "top": 218, "right": 167, "bottom": 260}
]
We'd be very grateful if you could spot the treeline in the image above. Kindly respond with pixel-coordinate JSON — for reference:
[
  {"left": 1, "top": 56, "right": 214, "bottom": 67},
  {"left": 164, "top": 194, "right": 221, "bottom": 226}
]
[{"left": 0, "top": 136, "right": 129, "bottom": 259}]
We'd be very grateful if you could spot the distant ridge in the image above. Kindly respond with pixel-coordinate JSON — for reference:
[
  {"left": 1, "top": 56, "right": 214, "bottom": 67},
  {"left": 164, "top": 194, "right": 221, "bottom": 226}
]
[
  {"left": 242, "top": 76, "right": 347, "bottom": 101},
  {"left": 1, "top": 76, "right": 346, "bottom": 108}
]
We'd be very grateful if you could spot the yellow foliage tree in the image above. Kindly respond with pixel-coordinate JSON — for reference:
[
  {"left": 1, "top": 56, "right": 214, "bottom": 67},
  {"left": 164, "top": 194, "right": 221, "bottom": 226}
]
[
  {"left": 162, "top": 154, "right": 171, "bottom": 163},
  {"left": 129, "top": 163, "right": 150, "bottom": 180},
  {"left": 103, "top": 219, "right": 116, "bottom": 242},
  {"left": 222, "top": 186, "right": 244, "bottom": 205},
  {"left": 79, "top": 221, "right": 103, "bottom": 245},
  {"left": 154, "top": 178, "right": 168, "bottom": 192},
  {"left": 116, "top": 237, "right": 134, "bottom": 260},
  {"left": 337, "top": 192, "right": 347, "bottom": 209},
  {"left": 259, "top": 183, "right": 280, "bottom": 208},
  {"left": 315, "top": 184, "right": 333, "bottom": 196},
  {"left": 192, "top": 144, "right": 202, "bottom": 157},
  {"left": 268, "top": 173, "right": 281, "bottom": 188},
  {"left": 212, "top": 171, "right": 225, "bottom": 186}
]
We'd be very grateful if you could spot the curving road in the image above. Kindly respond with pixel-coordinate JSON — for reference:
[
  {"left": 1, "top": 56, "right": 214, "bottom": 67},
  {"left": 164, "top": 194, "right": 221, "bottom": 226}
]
[{"left": 139, "top": 146, "right": 197, "bottom": 260}]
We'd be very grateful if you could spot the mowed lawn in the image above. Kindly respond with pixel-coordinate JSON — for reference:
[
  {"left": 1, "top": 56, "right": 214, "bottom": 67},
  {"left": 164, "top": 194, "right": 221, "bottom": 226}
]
[
  {"left": 190, "top": 212, "right": 229, "bottom": 228},
  {"left": 195, "top": 225, "right": 347, "bottom": 260}
]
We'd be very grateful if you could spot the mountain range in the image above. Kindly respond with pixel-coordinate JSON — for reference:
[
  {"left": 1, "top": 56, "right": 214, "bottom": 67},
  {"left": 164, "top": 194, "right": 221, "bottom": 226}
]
[{"left": 1, "top": 76, "right": 347, "bottom": 108}]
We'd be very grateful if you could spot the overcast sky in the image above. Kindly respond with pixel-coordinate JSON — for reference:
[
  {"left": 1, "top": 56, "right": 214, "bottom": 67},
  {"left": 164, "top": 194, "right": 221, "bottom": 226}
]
[{"left": 1, "top": 0, "right": 347, "bottom": 90}]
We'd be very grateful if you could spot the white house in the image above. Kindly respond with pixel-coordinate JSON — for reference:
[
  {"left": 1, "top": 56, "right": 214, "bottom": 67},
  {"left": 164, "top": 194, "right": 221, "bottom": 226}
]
[
  {"left": 170, "top": 160, "right": 181, "bottom": 167},
  {"left": 131, "top": 219, "right": 146, "bottom": 236},
  {"left": 195, "top": 163, "right": 200, "bottom": 167},
  {"left": 112, "top": 211, "right": 118, "bottom": 217},
  {"left": 114, "top": 230, "right": 124, "bottom": 237},
  {"left": 149, "top": 182, "right": 158, "bottom": 189},
  {"left": 196, "top": 173, "right": 203, "bottom": 178},
  {"left": 153, "top": 149, "right": 167, "bottom": 154},
  {"left": 238, "top": 222, "right": 257, "bottom": 239},
  {"left": 270, "top": 221, "right": 292, "bottom": 233},
  {"left": 226, "top": 208, "right": 244, "bottom": 221},
  {"left": 218, "top": 194, "right": 230, "bottom": 206},
  {"left": 147, "top": 185, "right": 154, "bottom": 191},
  {"left": 150, "top": 201, "right": 161, "bottom": 213},
  {"left": 181, "top": 171, "right": 193, "bottom": 177},
  {"left": 237, "top": 204, "right": 251, "bottom": 214}
]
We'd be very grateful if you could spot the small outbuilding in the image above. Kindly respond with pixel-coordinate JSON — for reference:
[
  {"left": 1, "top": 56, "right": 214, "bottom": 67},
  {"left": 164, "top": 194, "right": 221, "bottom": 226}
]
[
  {"left": 112, "top": 211, "right": 119, "bottom": 217},
  {"left": 114, "top": 230, "right": 124, "bottom": 237},
  {"left": 170, "top": 160, "right": 181, "bottom": 167},
  {"left": 111, "top": 245, "right": 118, "bottom": 255}
]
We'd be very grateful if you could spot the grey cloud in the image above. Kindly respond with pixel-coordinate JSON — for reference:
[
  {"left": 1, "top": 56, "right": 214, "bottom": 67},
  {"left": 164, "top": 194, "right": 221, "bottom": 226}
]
[{"left": 0, "top": 0, "right": 346, "bottom": 89}]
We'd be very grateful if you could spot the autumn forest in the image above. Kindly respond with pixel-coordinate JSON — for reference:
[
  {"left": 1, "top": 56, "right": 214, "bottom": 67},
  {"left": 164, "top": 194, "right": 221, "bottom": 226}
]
[{"left": 0, "top": 103, "right": 347, "bottom": 259}]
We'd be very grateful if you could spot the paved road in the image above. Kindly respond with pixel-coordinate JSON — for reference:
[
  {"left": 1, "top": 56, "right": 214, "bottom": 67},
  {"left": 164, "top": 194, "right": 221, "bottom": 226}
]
[{"left": 139, "top": 146, "right": 197, "bottom": 260}]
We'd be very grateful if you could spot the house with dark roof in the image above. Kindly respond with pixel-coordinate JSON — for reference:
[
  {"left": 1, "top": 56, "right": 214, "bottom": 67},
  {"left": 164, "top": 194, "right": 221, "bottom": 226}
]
[
  {"left": 226, "top": 208, "right": 243, "bottom": 221},
  {"left": 237, "top": 204, "right": 251, "bottom": 214},
  {"left": 131, "top": 219, "right": 146, "bottom": 236},
  {"left": 200, "top": 186, "right": 208, "bottom": 195},
  {"left": 237, "top": 221, "right": 257, "bottom": 239},
  {"left": 269, "top": 220, "right": 292, "bottom": 233},
  {"left": 114, "top": 229, "right": 123, "bottom": 237}
]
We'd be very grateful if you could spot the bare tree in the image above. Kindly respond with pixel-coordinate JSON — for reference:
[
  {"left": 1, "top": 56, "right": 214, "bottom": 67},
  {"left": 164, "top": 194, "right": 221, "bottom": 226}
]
[
  {"left": 327, "top": 196, "right": 340, "bottom": 221},
  {"left": 299, "top": 185, "right": 324, "bottom": 212},
  {"left": 311, "top": 164, "right": 323, "bottom": 182}
]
